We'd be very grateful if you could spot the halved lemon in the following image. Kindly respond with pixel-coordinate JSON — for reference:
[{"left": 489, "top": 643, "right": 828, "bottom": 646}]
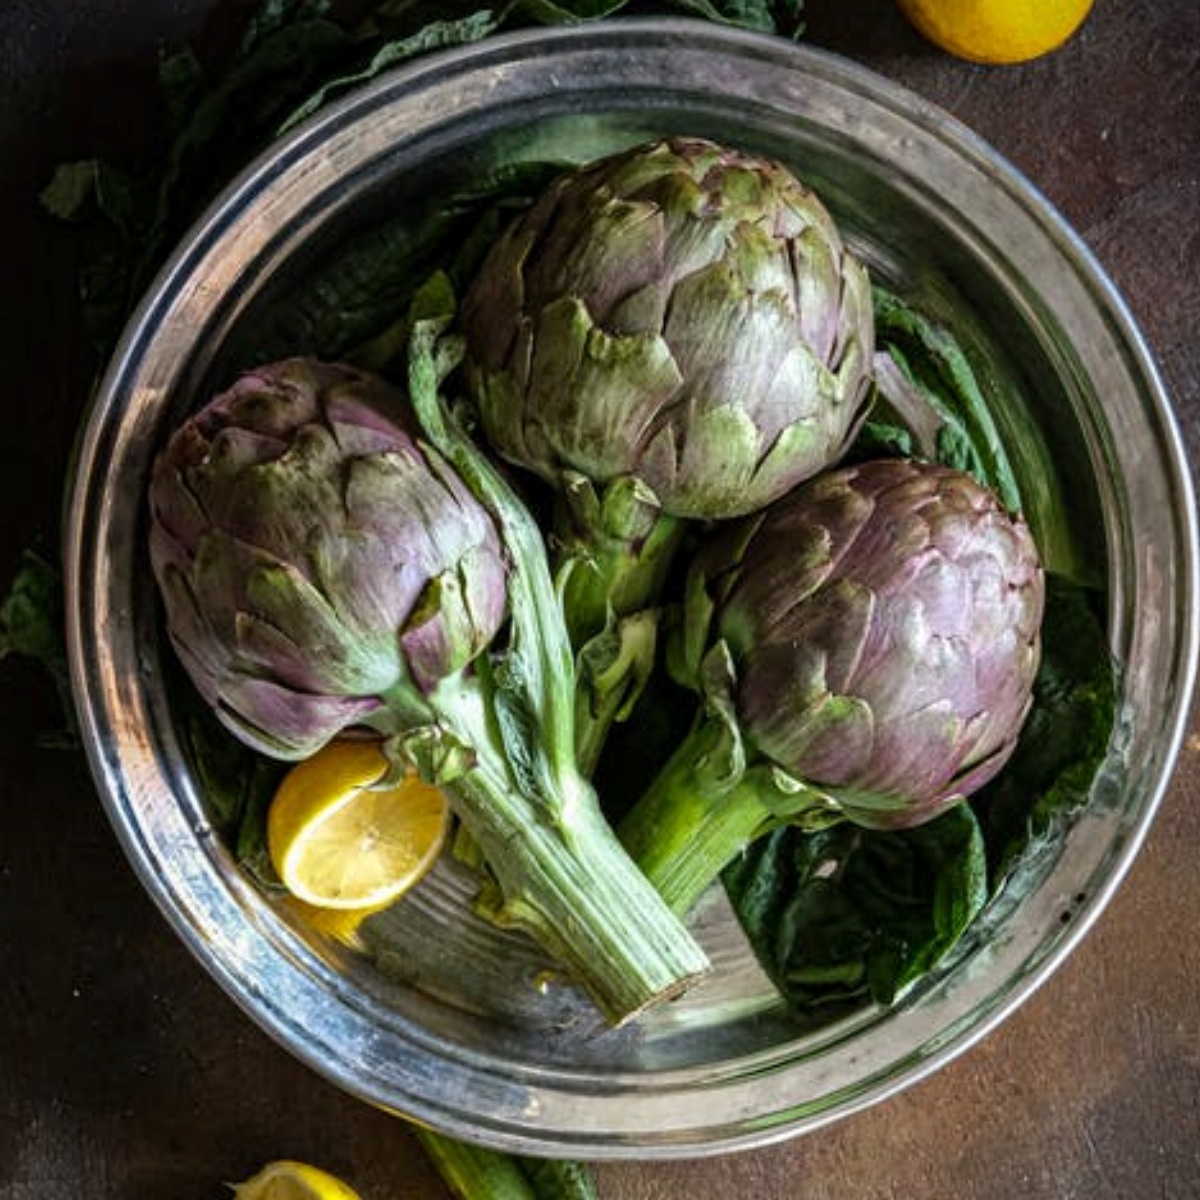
[
  {"left": 267, "top": 740, "right": 449, "bottom": 911},
  {"left": 230, "top": 1160, "right": 362, "bottom": 1200}
]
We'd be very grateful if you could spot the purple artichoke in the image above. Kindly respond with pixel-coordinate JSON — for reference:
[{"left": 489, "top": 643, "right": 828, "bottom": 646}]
[
  {"left": 148, "top": 357, "right": 509, "bottom": 759},
  {"left": 149, "top": 352, "right": 710, "bottom": 1023},
  {"left": 718, "top": 457, "right": 1045, "bottom": 827},
  {"left": 619, "top": 457, "right": 1045, "bottom": 915},
  {"left": 461, "top": 135, "right": 875, "bottom": 521}
]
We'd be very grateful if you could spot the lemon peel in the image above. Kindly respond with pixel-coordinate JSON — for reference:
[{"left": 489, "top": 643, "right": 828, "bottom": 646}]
[
  {"left": 895, "top": 0, "right": 1094, "bottom": 64},
  {"left": 230, "top": 1160, "right": 363, "bottom": 1200}
]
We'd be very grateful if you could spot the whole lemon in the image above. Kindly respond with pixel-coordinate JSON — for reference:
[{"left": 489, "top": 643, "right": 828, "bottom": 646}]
[{"left": 895, "top": 0, "right": 1095, "bottom": 64}]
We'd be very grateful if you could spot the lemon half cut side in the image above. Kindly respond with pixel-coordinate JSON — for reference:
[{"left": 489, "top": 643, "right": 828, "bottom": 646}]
[{"left": 267, "top": 740, "right": 450, "bottom": 911}]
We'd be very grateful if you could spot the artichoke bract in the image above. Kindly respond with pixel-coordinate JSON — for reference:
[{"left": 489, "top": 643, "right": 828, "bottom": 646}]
[
  {"left": 149, "top": 355, "right": 710, "bottom": 1023},
  {"left": 462, "top": 135, "right": 875, "bottom": 520},
  {"left": 149, "top": 357, "right": 508, "bottom": 758},
  {"left": 620, "top": 457, "right": 1045, "bottom": 916}
]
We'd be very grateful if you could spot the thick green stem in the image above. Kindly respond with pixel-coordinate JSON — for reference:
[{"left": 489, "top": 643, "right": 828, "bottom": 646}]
[
  {"left": 618, "top": 717, "right": 839, "bottom": 918},
  {"left": 413, "top": 1127, "right": 538, "bottom": 1200},
  {"left": 445, "top": 745, "right": 708, "bottom": 1023},
  {"left": 406, "top": 318, "right": 710, "bottom": 1023},
  {"left": 617, "top": 719, "right": 774, "bottom": 917},
  {"left": 414, "top": 1126, "right": 599, "bottom": 1200}
]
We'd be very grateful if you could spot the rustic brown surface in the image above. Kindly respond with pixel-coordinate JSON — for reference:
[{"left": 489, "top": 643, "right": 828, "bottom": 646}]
[{"left": 2, "top": 1, "right": 1198, "bottom": 1197}]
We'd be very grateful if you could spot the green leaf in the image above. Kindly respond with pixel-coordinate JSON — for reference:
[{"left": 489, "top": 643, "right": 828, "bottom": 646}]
[
  {"left": 228, "top": 161, "right": 564, "bottom": 370},
  {"left": 39, "top": 161, "right": 103, "bottom": 222},
  {"left": 845, "top": 417, "right": 913, "bottom": 462},
  {"left": 871, "top": 286, "right": 1021, "bottom": 513},
  {"left": 975, "top": 574, "right": 1118, "bottom": 884},
  {"left": 239, "top": 0, "right": 335, "bottom": 51},
  {"left": 871, "top": 286, "right": 1095, "bottom": 584},
  {"left": 0, "top": 551, "right": 77, "bottom": 747},
  {"left": 276, "top": 10, "right": 503, "bottom": 134},
  {"left": 1, "top": 552, "right": 65, "bottom": 667},
  {"left": 176, "top": 683, "right": 288, "bottom": 886},
  {"left": 723, "top": 802, "right": 988, "bottom": 1015},
  {"left": 657, "top": 0, "right": 802, "bottom": 36}
]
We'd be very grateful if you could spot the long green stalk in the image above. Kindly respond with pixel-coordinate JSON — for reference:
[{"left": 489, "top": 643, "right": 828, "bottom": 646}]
[{"left": 405, "top": 315, "right": 710, "bottom": 1023}]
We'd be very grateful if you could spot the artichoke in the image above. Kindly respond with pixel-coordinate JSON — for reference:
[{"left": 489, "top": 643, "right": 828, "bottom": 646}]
[
  {"left": 461, "top": 136, "right": 875, "bottom": 768},
  {"left": 149, "top": 355, "right": 709, "bottom": 1023},
  {"left": 619, "top": 457, "right": 1045, "bottom": 916},
  {"left": 462, "top": 135, "right": 875, "bottom": 520},
  {"left": 149, "top": 357, "right": 508, "bottom": 759}
]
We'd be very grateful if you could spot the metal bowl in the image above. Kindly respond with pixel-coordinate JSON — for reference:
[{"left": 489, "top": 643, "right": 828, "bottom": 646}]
[{"left": 64, "top": 19, "right": 1198, "bottom": 1157}]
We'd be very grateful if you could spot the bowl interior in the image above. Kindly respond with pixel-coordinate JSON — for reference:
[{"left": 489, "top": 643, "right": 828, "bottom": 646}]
[{"left": 66, "top": 20, "right": 1197, "bottom": 1156}]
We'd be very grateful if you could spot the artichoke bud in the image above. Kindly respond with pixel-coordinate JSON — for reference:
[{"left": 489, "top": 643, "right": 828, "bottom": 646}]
[
  {"left": 745, "top": 763, "right": 845, "bottom": 830},
  {"left": 714, "top": 457, "right": 1045, "bottom": 830},
  {"left": 148, "top": 358, "right": 509, "bottom": 761},
  {"left": 462, "top": 135, "right": 876, "bottom": 521},
  {"left": 689, "top": 641, "right": 747, "bottom": 795},
  {"left": 577, "top": 608, "right": 658, "bottom": 723},
  {"left": 571, "top": 472, "right": 666, "bottom": 546},
  {"left": 667, "top": 517, "right": 764, "bottom": 691},
  {"left": 400, "top": 558, "right": 499, "bottom": 694}
]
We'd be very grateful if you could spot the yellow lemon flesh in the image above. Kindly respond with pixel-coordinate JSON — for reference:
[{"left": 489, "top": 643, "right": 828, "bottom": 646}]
[
  {"left": 230, "top": 1160, "right": 363, "bottom": 1200},
  {"left": 267, "top": 740, "right": 449, "bottom": 911},
  {"left": 895, "top": 0, "right": 1094, "bottom": 64}
]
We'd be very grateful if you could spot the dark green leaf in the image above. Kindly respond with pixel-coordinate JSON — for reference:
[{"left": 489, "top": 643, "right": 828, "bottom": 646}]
[
  {"left": 846, "top": 417, "right": 914, "bottom": 462},
  {"left": 240, "top": 0, "right": 335, "bottom": 51},
  {"left": 723, "top": 803, "right": 988, "bottom": 1015},
  {"left": 177, "top": 684, "right": 288, "bottom": 887},
  {"left": 872, "top": 286, "right": 1021, "bottom": 514},
  {"left": 39, "top": 160, "right": 103, "bottom": 222},
  {"left": 657, "top": 0, "right": 802, "bottom": 36},
  {"left": 0, "top": 551, "right": 77, "bottom": 747},
  {"left": 157, "top": 45, "right": 207, "bottom": 141},
  {"left": 228, "top": 160, "right": 563, "bottom": 370},
  {"left": 975, "top": 574, "right": 1118, "bottom": 883},
  {"left": 1, "top": 552, "right": 65, "bottom": 668},
  {"left": 277, "top": 10, "right": 503, "bottom": 133},
  {"left": 513, "top": 0, "right": 630, "bottom": 21}
]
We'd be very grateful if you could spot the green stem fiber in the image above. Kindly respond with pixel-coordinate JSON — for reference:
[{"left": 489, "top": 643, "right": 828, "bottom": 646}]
[
  {"left": 406, "top": 315, "right": 710, "bottom": 1023},
  {"left": 619, "top": 716, "right": 842, "bottom": 918},
  {"left": 414, "top": 1126, "right": 599, "bottom": 1200}
]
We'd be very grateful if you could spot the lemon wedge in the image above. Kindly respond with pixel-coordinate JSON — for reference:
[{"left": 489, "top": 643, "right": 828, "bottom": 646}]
[
  {"left": 230, "top": 1160, "right": 362, "bottom": 1200},
  {"left": 267, "top": 740, "right": 449, "bottom": 911}
]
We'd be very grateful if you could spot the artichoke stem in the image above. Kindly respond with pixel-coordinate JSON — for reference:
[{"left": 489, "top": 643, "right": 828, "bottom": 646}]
[
  {"left": 619, "top": 720, "right": 820, "bottom": 917},
  {"left": 414, "top": 1126, "right": 599, "bottom": 1200},
  {"left": 447, "top": 758, "right": 710, "bottom": 1024},
  {"left": 556, "top": 495, "right": 683, "bottom": 651},
  {"left": 413, "top": 1126, "right": 539, "bottom": 1199}
]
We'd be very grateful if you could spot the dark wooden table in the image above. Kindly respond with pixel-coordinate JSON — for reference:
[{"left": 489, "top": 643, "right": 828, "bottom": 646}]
[{"left": 2, "top": 2, "right": 1198, "bottom": 1197}]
